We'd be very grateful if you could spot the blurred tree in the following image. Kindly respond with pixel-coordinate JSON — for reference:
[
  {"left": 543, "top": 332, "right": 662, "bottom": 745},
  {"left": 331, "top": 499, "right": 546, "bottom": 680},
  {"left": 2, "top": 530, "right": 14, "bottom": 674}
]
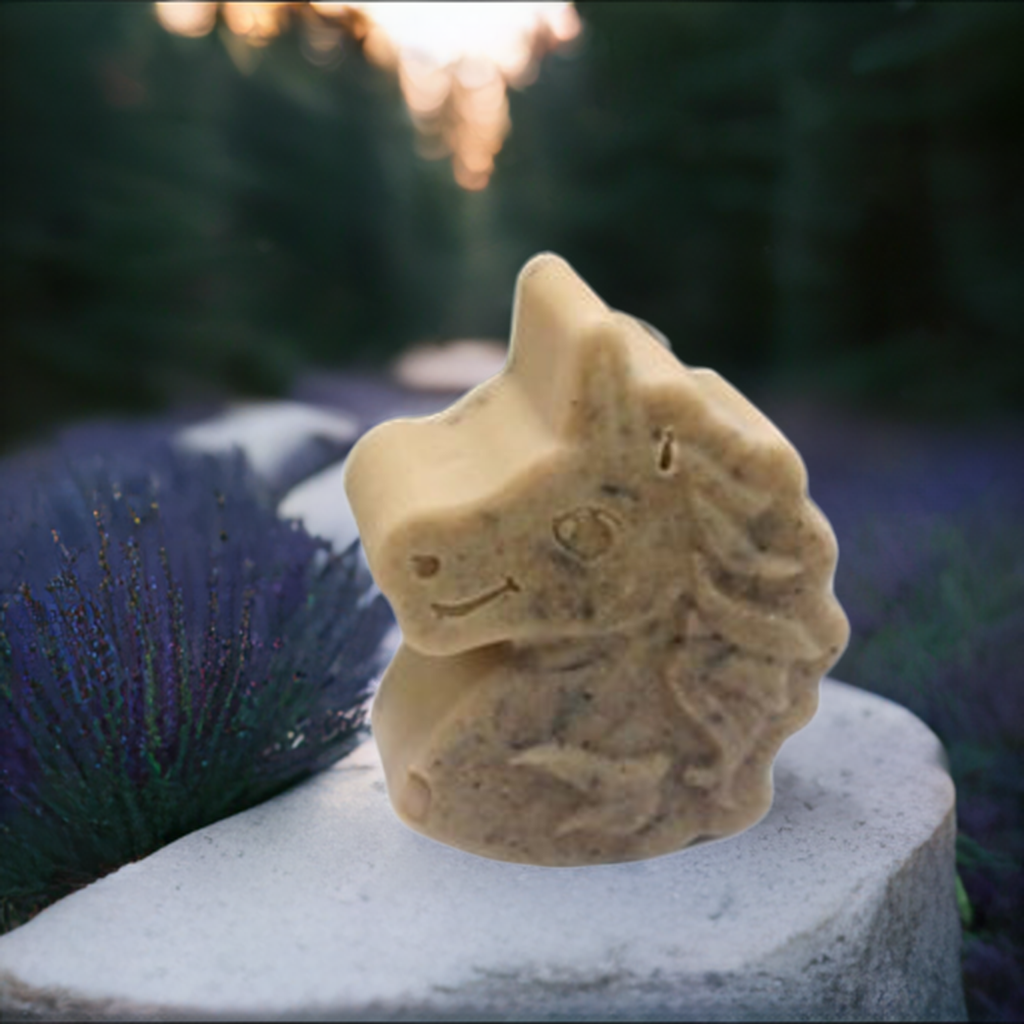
[
  {"left": 221, "top": 13, "right": 463, "bottom": 366},
  {"left": 1, "top": 4, "right": 266, "bottom": 446},
  {"left": 495, "top": 1, "right": 1024, "bottom": 414},
  {"left": 2, "top": 1, "right": 1022, "bottom": 452},
  {"left": 0, "top": 3, "right": 459, "bottom": 451}
]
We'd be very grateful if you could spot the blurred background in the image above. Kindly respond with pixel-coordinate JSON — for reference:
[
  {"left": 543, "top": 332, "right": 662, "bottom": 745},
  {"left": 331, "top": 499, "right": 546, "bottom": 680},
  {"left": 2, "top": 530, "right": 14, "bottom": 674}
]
[
  {"left": 2, "top": 1, "right": 1023, "bottom": 449},
  {"left": 1, "top": 3, "right": 1022, "bottom": 1019}
]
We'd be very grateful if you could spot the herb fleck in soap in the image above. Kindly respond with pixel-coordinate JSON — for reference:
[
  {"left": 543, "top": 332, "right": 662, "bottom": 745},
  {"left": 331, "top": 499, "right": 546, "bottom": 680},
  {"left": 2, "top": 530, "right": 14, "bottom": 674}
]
[{"left": 345, "top": 253, "right": 849, "bottom": 865}]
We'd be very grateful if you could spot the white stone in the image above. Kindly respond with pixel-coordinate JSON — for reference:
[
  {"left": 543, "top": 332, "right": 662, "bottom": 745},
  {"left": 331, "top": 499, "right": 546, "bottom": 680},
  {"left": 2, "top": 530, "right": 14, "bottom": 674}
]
[
  {"left": 175, "top": 401, "right": 363, "bottom": 556},
  {"left": 0, "top": 680, "right": 964, "bottom": 1021},
  {"left": 175, "top": 401, "right": 358, "bottom": 485},
  {"left": 278, "top": 456, "right": 359, "bottom": 554},
  {"left": 392, "top": 339, "right": 508, "bottom": 393}
]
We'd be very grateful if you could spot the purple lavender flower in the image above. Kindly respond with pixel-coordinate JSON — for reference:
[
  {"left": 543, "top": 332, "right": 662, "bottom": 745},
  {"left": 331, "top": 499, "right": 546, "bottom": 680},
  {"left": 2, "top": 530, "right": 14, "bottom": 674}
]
[{"left": 0, "top": 434, "right": 393, "bottom": 930}]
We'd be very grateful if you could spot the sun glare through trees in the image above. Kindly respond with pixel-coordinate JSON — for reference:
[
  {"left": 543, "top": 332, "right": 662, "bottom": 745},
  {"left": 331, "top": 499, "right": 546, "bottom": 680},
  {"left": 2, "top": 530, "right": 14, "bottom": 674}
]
[{"left": 154, "top": 2, "right": 581, "bottom": 189}]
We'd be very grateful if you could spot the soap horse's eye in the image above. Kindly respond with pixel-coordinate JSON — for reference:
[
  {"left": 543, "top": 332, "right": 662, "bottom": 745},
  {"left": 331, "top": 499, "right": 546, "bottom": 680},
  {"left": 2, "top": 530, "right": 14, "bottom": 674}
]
[
  {"left": 553, "top": 507, "right": 619, "bottom": 561},
  {"left": 411, "top": 555, "right": 441, "bottom": 578}
]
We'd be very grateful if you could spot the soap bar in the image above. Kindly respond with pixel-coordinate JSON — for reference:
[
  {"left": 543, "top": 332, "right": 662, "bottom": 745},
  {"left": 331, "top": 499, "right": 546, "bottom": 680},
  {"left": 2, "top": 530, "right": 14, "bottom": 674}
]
[{"left": 344, "top": 253, "right": 850, "bottom": 866}]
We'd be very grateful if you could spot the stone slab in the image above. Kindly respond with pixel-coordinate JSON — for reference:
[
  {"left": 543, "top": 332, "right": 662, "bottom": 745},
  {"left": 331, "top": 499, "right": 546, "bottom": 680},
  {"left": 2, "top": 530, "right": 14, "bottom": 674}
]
[
  {"left": 278, "top": 458, "right": 359, "bottom": 555},
  {"left": 175, "top": 401, "right": 359, "bottom": 497},
  {"left": 0, "top": 680, "right": 964, "bottom": 1022}
]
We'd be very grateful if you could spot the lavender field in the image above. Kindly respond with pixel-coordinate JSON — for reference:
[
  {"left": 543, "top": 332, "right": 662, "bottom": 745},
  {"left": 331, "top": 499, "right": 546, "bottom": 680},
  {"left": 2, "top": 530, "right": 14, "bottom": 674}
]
[{"left": 769, "top": 400, "right": 1024, "bottom": 1023}]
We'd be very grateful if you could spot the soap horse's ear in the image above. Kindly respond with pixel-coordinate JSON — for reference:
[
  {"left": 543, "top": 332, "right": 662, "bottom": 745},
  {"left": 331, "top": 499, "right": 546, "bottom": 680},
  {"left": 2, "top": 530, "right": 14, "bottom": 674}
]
[
  {"left": 564, "top": 317, "right": 638, "bottom": 445},
  {"left": 507, "top": 253, "right": 636, "bottom": 442}
]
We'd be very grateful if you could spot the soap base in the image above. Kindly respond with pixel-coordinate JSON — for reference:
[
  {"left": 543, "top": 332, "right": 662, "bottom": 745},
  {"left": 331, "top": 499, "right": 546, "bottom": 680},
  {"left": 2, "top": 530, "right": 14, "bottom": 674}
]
[{"left": 371, "top": 633, "right": 821, "bottom": 866}]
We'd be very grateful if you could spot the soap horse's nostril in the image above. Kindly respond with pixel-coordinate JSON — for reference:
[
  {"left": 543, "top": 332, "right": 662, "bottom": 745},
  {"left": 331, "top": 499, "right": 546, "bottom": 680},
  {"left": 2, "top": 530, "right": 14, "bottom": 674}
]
[{"left": 412, "top": 555, "right": 441, "bottom": 579}]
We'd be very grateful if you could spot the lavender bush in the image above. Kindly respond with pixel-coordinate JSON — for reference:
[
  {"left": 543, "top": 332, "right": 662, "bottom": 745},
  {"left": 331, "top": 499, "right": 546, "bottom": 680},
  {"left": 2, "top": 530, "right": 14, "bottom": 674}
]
[
  {"left": 0, "top": 433, "right": 393, "bottom": 932},
  {"left": 834, "top": 492, "right": 1024, "bottom": 1022}
]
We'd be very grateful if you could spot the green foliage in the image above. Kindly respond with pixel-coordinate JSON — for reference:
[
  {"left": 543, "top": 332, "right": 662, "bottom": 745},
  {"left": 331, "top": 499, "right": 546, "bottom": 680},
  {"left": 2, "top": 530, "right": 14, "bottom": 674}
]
[
  {"left": 835, "top": 491, "right": 1024, "bottom": 1018},
  {"left": 496, "top": 2, "right": 1024, "bottom": 411},
  {"left": 955, "top": 872, "right": 973, "bottom": 930},
  {"left": 2, "top": 6, "right": 271, "bottom": 435},
  {"left": 0, "top": 3, "right": 461, "bottom": 450},
  {"left": 2, "top": 2, "right": 1022, "bottom": 450}
]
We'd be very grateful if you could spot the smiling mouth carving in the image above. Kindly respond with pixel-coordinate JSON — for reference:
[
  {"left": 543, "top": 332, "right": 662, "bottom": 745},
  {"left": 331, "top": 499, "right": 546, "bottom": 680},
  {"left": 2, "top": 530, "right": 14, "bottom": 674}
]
[{"left": 431, "top": 577, "right": 521, "bottom": 618}]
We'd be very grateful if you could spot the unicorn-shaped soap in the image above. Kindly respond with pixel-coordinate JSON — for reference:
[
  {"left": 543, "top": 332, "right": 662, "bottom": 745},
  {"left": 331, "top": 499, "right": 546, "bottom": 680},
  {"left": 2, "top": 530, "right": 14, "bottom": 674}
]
[{"left": 345, "top": 253, "right": 849, "bottom": 866}]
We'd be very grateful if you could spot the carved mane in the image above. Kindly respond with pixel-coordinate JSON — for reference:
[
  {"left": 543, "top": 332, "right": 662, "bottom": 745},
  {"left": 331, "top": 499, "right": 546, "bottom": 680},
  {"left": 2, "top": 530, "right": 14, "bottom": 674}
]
[{"left": 656, "top": 383, "right": 849, "bottom": 800}]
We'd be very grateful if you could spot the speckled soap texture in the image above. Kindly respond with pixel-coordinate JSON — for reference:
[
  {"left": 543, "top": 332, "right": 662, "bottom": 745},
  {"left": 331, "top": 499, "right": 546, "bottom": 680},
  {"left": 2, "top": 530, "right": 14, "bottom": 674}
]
[{"left": 345, "top": 253, "right": 850, "bottom": 865}]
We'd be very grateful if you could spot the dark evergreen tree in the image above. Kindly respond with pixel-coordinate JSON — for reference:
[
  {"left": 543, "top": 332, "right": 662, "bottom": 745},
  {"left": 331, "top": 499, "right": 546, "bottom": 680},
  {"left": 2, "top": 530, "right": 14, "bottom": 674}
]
[
  {"left": 495, "top": 2, "right": 1024, "bottom": 415},
  {"left": 2, "top": 1, "right": 1022, "bottom": 452}
]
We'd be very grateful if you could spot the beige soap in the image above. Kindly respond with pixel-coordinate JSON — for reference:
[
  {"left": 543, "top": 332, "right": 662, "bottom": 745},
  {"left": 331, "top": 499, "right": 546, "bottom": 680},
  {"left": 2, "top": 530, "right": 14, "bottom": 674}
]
[{"left": 344, "top": 253, "right": 850, "bottom": 866}]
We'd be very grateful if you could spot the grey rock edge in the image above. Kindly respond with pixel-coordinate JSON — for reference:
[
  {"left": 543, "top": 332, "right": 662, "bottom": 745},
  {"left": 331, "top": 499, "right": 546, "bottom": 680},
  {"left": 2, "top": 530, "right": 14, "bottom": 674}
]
[
  {"left": 174, "top": 399, "right": 384, "bottom": 556},
  {"left": 0, "top": 680, "right": 965, "bottom": 1023},
  {"left": 175, "top": 401, "right": 359, "bottom": 500}
]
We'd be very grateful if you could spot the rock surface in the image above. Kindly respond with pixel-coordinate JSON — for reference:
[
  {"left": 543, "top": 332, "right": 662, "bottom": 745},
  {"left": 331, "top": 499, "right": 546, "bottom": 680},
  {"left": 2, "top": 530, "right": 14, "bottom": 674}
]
[
  {"left": 391, "top": 339, "right": 508, "bottom": 393},
  {"left": 176, "top": 401, "right": 359, "bottom": 497},
  {"left": 0, "top": 680, "right": 964, "bottom": 1022},
  {"left": 278, "top": 457, "right": 359, "bottom": 555}
]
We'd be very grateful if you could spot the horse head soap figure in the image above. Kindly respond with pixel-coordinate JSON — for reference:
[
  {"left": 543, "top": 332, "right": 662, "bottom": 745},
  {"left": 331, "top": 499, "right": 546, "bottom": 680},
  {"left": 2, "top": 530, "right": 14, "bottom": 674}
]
[{"left": 344, "top": 253, "right": 850, "bottom": 866}]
